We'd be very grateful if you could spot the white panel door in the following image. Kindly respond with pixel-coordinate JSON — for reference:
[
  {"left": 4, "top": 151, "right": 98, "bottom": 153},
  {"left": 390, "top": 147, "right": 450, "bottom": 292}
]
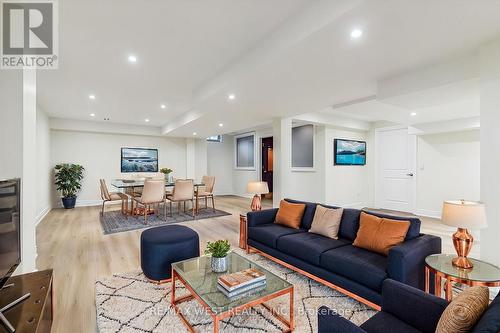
[{"left": 375, "top": 127, "right": 416, "bottom": 212}]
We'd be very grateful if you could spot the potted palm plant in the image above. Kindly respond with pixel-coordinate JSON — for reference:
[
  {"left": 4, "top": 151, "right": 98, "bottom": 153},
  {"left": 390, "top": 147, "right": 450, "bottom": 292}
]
[
  {"left": 205, "top": 240, "right": 231, "bottom": 273},
  {"left": 54, "top": 163, "right": 85, "bottom": 209}
]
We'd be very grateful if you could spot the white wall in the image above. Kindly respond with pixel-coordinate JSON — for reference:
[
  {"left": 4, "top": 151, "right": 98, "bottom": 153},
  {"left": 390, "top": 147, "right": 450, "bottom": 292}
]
[
  {"left": 207, "top": 136, "right": 234, "bottom": 195},
  {"left": 287, "top": 125, "right": 326, "bottom": 203},
  {"left": 0, "top": 71, "right": 23, "bottom": 179},
  {"left": 416, "top": 130, "right": 480, "bottom": 217},
  {"left": 50, "top": 130, "right": 190, "bottom": 205},
  {"left": 324, "top": 127, "right": 374, "bottom": 208},
  {"left": 480, "top": 39, "right": 500, "bottom": 265},
  {"left": 36, "top": 107, "right": 52, "bottom": 223}
]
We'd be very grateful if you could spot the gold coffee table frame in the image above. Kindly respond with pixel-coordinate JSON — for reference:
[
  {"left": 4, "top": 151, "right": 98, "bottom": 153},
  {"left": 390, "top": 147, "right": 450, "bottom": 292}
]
[{"left": 170, "top": 253, "right": 294, "bottom": 332}]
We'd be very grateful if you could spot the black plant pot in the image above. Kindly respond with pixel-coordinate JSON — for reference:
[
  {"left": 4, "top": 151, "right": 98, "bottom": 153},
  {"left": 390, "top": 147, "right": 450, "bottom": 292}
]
[{"left": 61, "top": 196, "right": 77, "bottom": 209}]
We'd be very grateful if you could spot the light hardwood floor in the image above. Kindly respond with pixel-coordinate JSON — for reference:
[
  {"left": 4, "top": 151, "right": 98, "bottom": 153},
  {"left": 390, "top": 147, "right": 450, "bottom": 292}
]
[
  {"left": 36, "top": 195, "right": 270, "bottom": 333},
  {"left": 36, "top": 196, "right": 463, "bottom": 333}
]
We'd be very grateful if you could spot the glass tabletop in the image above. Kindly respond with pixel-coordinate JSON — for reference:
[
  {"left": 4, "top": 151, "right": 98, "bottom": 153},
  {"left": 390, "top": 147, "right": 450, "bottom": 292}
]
[
  {"left": 426, "top": 254, "right": 500, "bottom": 282},
  {"left": 110, "top": 179, "right": 204, "bottom": 188},
  {"left": 172, "top": 252, "right": 291, "bottom": 314}
]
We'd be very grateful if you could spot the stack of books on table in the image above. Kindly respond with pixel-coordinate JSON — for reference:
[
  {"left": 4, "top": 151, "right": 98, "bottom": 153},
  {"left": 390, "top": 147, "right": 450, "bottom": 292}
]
[{"left": 217, "top": 268, "right": 266, "bottom": 298}]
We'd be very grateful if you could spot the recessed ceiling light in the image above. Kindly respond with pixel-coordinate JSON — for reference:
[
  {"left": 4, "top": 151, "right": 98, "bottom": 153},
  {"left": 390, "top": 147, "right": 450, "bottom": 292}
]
[
  {"left": 410, "top": 112, "right": 417, "bottom": 116},
  {"left": 128, "top": 55, "right": 137, "bottom": 63},
  {"left": 193, "top": 132, "right": 197, "bottom": 136},
  {"left": 218, "top": 123, "right": 223, "bottom": 127},
  {"left": 145, "top": 118, "right": 150, "bottom": 122},
  {"left": 160, "top": 104, "right": 166, "bottom": 109},
  {"left": 350, "top": 28, "right": 363, "bottom": 39},
  {"left": 90, "top": 113, "right": 95, "bottom": 117},
  {"left": 89, "top": 94, "right": 96, "bottom": 100},
  {"left": 228, "top": 94, "right": 236, "bottom": 101}
]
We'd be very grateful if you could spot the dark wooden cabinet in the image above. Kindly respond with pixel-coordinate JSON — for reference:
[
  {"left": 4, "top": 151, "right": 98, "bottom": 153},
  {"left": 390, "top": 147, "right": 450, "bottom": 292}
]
[{"left": 0, "top": 270, "right": 53, "bottom": 333}]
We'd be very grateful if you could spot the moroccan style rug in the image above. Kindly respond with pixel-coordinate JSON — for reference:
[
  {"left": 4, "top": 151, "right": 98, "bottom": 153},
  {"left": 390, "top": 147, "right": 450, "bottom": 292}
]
[
  {"left": 95, "top": 250, "right": 376, "bottom": 332},
  {"left": 99, "top": 208, "right": 232, "bottom": 235}
]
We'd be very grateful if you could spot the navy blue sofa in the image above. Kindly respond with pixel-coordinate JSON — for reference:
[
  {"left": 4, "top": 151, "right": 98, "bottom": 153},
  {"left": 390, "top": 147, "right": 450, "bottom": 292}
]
[
  {"left": 318, "top": 279, "right": 500, "bottom": 333},
  {"left": 246, "top": 199, "right": 442, "bottom": 307}
]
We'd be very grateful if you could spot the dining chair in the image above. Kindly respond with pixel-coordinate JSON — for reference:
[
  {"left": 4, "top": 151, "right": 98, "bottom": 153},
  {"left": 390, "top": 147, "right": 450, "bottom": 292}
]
[
  {"left": 166, "top": 179, "right": 195, "bottom": 218},
  {"left": 132, "top": 179, "right": 166, "bottom": 224},
  {"left": 99, "top": 179, "right": 128, "bottom": 215},
  {"left": 195, "top": 175, "right": 216, "bottom": 212}
]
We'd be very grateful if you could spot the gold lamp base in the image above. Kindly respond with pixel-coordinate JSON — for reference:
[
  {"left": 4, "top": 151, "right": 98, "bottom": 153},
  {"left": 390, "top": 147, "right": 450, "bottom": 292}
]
[
  {"left": 452, "top": 228, "right": 474, "bottom": 269},
  {"left": 250, "top": 194, "right": 262, "bottom": 211}
]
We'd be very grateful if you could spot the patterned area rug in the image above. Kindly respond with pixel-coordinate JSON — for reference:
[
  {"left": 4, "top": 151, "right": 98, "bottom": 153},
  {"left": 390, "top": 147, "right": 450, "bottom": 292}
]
[
  {"left": 95, "top": 250, "right": 376, "bottom": 332},
  {"left": 100, "top": 208, "right": 231, "bottom": 234}
]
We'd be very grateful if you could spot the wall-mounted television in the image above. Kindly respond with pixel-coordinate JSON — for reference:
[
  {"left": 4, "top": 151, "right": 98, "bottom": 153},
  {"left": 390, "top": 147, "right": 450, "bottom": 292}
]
[
  {"left": 0, "top": 178, "right": 21, "bottom": 289},
  {"left": 334, "top": 139, "right": 366, "bottom": 166},
  {"left": 121, "top": 148, "right": 158, "bottom": 173}
]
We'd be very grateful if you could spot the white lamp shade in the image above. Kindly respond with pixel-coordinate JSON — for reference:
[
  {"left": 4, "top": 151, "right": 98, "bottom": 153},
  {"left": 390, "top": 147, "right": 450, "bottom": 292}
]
[
  {"left": 441, "top": 200, "right": 487, "bottom": 229},
  {"left": 247, "top": 181, "right": 269, "bottom": 195}
]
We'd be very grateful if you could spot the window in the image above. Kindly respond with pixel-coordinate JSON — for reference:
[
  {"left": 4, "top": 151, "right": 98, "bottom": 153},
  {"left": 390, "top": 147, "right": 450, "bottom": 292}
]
[
  {"left": 235, "top": 133, "right": 255, "bottom": 169},
  {"left": 206, "top": 135, "right": 223, "bottom": 143},
  {"left": 292, "top": 124, "right": 314, "bottom": 169}
]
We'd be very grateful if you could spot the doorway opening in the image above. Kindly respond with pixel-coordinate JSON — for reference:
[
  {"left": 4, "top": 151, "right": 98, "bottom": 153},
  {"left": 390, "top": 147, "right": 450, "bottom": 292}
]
[{"left": 261, "top": 137, "right": 273, "bottom": 199}]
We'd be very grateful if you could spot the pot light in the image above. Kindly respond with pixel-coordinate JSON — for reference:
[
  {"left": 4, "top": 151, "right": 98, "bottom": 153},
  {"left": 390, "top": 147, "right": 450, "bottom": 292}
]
[
  {"left": 410, "top": 112, "right": 417, "bottom": 116},
  {"left": 218, "top": 123, "right": 223, "bottom": 127},
  {"left": 350, "top": 28, "right": 363, "bottom": 39},
  {"left": 160, "top": 104, "right": 166, "bottom": 109},
  {"left": 128, "top": 55, "right": 137, "bottom": 63},
  {"left": 228, "top": 94, "right": 236, "bottom": 101},
  {"left": 145, "top": 118, "right": 150, "bottom": 122},
  {"left": 90, "top": 113, "right": 95, "bottom": 117},
  {"left": 89, "top": 94, "right": 96, "bottom": 100},
  {"left": 193, "top": 132, "right": 197, "bottom": 136}
]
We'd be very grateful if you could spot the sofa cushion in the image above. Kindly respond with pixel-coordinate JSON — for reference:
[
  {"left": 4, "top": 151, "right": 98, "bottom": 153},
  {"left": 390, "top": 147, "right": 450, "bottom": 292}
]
[
  {"left": 247, "top": 224, "right": 305, "bottom": 248},
  {"left": 275, "top": 200, "right": 305, "bottom": 229},
  {"left": 285, "top": 198, "right": 317, "bottom": 230},
  {"left": 277, "top": 232, "right": 350, "bottom": 266},
  {"left": 471, "top": 291, "right": 500, "bottom": 332},
  {"left": 320, "top": 245, "right": 388, "bottom": 291},
  {"left": 338, "top": 207, "right": 362, "bottom": 241},
  {"left": 360, "top": 312, "right": 422, "bottom": 333},
  {"left": 436, "top": 286, "right": 489, "bottom": 333},
  {"left": 353, "top": 212, "right": 410, "bottom": 256},
  {"left": 309, "top": 205, "right": 343, "bottom": 239},
  {"left": 362, "top": 210, "right": 421, "bottom": 240}
]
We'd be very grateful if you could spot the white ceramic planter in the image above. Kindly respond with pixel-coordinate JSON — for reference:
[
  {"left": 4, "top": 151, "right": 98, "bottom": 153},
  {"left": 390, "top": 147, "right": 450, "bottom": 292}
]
[{"left": 211, "top": 256, "right": 228, "bottom": 273}]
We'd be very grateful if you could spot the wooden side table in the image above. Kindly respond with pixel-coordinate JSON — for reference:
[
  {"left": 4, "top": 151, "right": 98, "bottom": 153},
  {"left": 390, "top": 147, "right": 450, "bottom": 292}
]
[
  {"left": 425, "top": 254, "right": 500, "bottom": 301},
  {"left": 239, "top": 214, "right": 247, "bottom": 249}
]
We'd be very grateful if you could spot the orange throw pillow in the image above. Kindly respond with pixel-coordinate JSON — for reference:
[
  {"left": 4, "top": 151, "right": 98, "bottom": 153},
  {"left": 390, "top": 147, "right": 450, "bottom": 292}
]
[
  {"left": 275, "top": 200, "right": 306, "bottom": 229},
  {"left": 353, "top": 212, "right": 410, "bottom": 256}
]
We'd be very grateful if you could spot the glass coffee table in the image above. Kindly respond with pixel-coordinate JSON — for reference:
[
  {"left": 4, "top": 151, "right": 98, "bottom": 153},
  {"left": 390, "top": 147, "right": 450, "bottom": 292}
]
[
  {"left": 171, "top": 252, "right": 294, "bottom": 332},
  {"left": 425, "top": 254, "right": 500, "bottom": 301}
]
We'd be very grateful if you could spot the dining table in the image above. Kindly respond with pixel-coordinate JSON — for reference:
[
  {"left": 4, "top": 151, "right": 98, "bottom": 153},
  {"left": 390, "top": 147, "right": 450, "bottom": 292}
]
[{"left": 110, "top": 179, "right": 205, "bottom": 216}]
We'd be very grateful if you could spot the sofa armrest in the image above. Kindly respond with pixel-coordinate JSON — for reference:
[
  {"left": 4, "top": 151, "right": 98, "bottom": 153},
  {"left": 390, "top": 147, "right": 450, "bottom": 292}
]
[
  {"left": 317, "top": 306, "right": 367, "bottom": 333},
  {"left": 382, "top": 279, "right": 448, "bottom": 333},
  {"left": 387, "top": 234, "right": 441, "bottom": 290},
  {"left": 247, "top": 208, "right": 278, "bottom": 227}
]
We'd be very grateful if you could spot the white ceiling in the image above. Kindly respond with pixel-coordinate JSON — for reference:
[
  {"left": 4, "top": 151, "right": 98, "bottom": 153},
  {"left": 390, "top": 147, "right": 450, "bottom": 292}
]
[{"left": 38, "top": 0, "right": 500, "bottom": 137}]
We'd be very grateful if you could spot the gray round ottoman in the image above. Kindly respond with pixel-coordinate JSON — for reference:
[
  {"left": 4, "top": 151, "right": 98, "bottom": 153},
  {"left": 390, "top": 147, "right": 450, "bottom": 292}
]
[{"left": 140, "top": 225, "right": 199, "bottom": 282}]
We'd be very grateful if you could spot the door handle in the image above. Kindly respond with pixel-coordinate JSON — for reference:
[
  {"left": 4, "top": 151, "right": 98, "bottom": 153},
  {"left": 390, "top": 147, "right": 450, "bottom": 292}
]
[{"left": 407, "top": 173, "right": 414, "bottom": 177}]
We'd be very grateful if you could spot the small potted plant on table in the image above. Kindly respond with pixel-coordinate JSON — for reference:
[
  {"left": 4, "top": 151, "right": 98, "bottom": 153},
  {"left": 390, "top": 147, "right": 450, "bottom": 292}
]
[
  {"left": 160, "top": 167, "right": 173, "bottom": 182},
  {"left": 54, "top": 163, "right": 85, "bottom": 209},
  {"left": 205, "top": 240, "right": 231, "bottom": 273}
]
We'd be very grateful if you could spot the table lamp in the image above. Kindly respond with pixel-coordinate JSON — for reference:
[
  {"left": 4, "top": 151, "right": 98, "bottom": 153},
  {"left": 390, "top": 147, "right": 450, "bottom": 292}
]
[
  {"left": 247, "top": 181, "right": 269, "bottom": 211},
  {"left": 441, "top": 200, "right": 487, "bottom": 269}
]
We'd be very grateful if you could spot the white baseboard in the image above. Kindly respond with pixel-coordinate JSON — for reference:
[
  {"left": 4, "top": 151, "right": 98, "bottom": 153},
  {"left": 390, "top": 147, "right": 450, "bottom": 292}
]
[
  {"left": 414, "top": 208, "right": 441, "bottom": 219},
  {"left": 76, "top": 200, "right": 103, "bottom": 207},
  {"left": 35, "top": 206, "right": 51, "bottom": 226}
]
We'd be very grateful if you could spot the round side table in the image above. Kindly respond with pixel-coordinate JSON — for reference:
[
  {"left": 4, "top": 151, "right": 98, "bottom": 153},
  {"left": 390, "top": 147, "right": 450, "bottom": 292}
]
[{"left": 425, "top": 254, "right": 500, "bottom": 301}]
